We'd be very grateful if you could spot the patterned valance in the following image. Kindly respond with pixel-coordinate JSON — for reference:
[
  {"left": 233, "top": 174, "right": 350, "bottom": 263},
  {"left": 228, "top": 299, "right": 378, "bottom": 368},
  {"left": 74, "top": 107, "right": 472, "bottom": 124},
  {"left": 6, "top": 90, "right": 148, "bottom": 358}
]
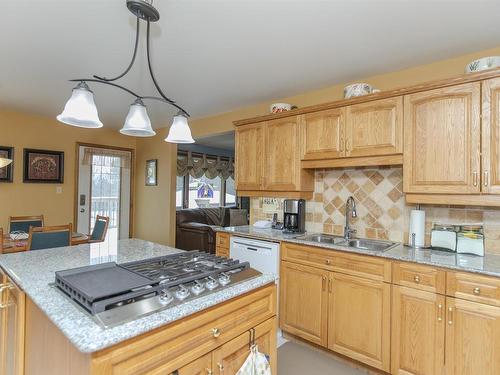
[
  {"left": 82, "top": 147, "right": 132, "bottom": 169},
  {"left": 177, "top": 152, "right": 234, "bottom": 179}
]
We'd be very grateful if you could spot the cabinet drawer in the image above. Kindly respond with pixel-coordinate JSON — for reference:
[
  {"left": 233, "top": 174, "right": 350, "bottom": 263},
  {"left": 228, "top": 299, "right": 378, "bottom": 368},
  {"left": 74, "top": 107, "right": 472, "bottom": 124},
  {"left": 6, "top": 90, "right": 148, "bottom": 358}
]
[
  {"left": 332, "top": 251, "right": 391, "bottom": 282},
  {"left": 92, "top": 285, "right": 276, "bottom": 375},
  {"left": 281, "top": 242, "right": 335, "bottom": 269},
  {"left": 447, "top": 271, "right": 500, "bottom": 307},
  {"left": 392, "top": 262, "right": 445, "bottom": 294},
  {"left": 216, "top": 246, "right": 230, "bottom": 258},
  {"left": 216, "top": 232, "right": 230, "bottom": 249},
  {"left": 282, "top": 242, "right": 390, "bottom": 282}
]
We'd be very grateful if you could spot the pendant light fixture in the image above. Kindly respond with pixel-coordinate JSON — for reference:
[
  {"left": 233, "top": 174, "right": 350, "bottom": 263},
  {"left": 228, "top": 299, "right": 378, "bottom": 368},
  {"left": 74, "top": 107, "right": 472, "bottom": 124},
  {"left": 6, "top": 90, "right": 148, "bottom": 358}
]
[
  {"left": 57, "top": 0, "right": 194, "bottom": 143},
  {"left": 0, "top": 158, "right": 12, "bottom": 169}
]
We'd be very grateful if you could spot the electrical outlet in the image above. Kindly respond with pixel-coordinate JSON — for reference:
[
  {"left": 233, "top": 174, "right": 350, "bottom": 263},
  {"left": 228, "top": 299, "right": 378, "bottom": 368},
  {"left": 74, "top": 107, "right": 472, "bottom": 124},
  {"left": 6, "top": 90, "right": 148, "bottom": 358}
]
[{"left": 56, "top": 186, "right": 63, "bottom": 194}]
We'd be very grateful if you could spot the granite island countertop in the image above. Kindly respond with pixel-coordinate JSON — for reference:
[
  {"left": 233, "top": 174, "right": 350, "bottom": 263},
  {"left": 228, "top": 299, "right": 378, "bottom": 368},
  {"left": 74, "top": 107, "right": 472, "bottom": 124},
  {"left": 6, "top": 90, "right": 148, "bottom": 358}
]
[
  {"left": 217, "top": 225, "right": 500, "bottom": 278},
  {"left": 0, "top": 238, "right": 275, "bottom": 353}
]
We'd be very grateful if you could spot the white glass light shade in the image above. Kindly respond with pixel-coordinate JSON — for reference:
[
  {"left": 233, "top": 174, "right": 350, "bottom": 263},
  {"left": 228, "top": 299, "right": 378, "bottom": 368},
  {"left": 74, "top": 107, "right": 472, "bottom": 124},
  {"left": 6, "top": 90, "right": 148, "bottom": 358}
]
[
  {"left": 120, "top": 99, "right": 156, "bottom": 137},
  {"left": 0, "top": 158, "right": 12, "bottom": 168},
  {"left": 165, "top": 113, "right": 194, "bottom": 143},
  {"left": 57, "top": 82, "right": 103, "bottom": 128}
]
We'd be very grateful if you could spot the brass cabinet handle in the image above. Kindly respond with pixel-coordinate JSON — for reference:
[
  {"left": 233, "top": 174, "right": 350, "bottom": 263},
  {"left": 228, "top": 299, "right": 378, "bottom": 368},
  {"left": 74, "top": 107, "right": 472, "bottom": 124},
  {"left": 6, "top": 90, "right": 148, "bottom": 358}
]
[
  {"left": 217, "top": 363, "right": 224, "bottom": 372},
  {"left": 322, "top": 276, "right": 327, "bottom": 291},
  {"left": 339, "top": 136, "right": 344, "bottom": 152},
  {"left": 473, "top": 171, "right": 478, "bottom": 187},
  {"left": 206, "top": 368, "right": 213, "bottom": 375},
  {"left": 346, "top": 138, "right": 351, "bottom": 153},
  {"left": 0, "top": 283, "right": 14, "bottom": 309},
  {"left": 473, "top": 287, "right": 481, "bottom": 295},
  {"left": 484, "top": 171, "right": 489, "bottom": 187},
  {"left": 414, "top": 275, "right": 420, "bottom": 283},
  {"left": 437, "top": 303, "right": 443, "bottom": 322},
  {"left": 328, "top": 278, "right": 333, "bottom": 293},
  {"left": 212, "top": 328, "right": 221, "bottom": 338},
  {"left": 448, "top": 307, "right": 453, "bottom": 325}
]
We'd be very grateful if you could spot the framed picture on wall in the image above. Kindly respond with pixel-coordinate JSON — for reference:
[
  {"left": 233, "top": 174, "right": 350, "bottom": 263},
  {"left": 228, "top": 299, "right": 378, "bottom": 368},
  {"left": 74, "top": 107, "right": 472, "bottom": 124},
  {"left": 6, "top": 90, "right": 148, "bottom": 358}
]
[
  {"left": 23, "top": 149, "right": 64, "bottom": 183},
  {"left": 145, "top": 159, "right": 157, "bottom": 186},
  {"left": 0, "top": 146, "right": 14, "bottom": 182}
]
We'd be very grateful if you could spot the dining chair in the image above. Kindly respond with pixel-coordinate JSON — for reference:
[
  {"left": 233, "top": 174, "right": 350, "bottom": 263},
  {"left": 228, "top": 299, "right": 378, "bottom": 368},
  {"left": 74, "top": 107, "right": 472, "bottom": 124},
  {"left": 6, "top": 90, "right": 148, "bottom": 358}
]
[
  {"left": 27, "top": 223, "right": 72, "bottom": 251},
  {"left": 90, "top": 216, "right": 110, "bottom": 243},
  {"left": 9, "top": 215, "right": 44, "bottom": 234}
]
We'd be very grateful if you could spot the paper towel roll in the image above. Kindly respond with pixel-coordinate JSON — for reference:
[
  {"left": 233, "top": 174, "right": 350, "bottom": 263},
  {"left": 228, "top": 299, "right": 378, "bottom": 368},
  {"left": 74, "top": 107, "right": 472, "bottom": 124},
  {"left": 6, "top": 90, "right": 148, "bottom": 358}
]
[{"left": 408, "top": 209, "right": 425, "bottom": 247}]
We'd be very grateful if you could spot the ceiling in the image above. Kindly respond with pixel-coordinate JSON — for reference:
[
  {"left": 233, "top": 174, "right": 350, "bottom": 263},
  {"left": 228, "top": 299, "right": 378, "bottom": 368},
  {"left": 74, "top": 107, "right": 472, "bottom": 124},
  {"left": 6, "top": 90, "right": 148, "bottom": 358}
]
[{"left": 1, "top": 0, "right": 499, "bottom": 129}]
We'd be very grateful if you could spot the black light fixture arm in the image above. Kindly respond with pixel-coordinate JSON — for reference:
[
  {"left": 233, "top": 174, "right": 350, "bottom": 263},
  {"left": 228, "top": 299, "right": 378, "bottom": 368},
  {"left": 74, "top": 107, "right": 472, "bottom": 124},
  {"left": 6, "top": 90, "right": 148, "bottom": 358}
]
[
  {"left": 69, "top": 78, "right": 190, "bottom": 115},
  {"left": 93, "top": 17, "right": 141, "bottom": 82}
]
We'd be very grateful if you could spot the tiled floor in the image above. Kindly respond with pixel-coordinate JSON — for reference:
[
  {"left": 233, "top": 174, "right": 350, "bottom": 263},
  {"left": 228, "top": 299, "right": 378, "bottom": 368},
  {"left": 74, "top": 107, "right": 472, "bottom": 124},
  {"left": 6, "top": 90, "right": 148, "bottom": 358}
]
[{"left": 278, "top": 342, "right": 369, "bottom": 375}]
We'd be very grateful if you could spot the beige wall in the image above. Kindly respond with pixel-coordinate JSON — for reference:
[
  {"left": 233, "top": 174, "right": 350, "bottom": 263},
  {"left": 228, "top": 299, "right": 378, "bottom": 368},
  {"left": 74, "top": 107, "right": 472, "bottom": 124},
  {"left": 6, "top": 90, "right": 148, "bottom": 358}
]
[
  {"left": 134, "top": 129, "right": 177, "bottom": 246},
  {"left": 0, "top": 108, "right": 136, "bottom": 231},
  {"left": 188, "top": 46, "right": 500, "bottom": 138}
]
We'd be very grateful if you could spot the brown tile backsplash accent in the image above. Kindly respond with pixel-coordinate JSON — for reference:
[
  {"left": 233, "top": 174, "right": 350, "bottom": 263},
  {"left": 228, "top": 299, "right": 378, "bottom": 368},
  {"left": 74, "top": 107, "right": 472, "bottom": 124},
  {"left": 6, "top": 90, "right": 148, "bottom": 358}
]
[{"left": 249, "top": 167, "right": 500, "bottom": 255}]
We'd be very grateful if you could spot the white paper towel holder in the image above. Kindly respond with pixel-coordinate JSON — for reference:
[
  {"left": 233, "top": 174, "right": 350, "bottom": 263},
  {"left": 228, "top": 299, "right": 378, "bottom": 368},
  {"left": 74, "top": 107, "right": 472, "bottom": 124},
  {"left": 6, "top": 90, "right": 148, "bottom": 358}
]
[{"left": 408, "top": 204, "right": 429, "bottom": 249}]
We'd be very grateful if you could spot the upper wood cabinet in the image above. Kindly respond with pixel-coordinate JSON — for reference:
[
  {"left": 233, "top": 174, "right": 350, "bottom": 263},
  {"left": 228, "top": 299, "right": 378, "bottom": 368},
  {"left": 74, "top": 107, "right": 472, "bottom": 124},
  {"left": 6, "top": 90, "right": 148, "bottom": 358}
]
[
  {"left": 235, "top": 122, "right": 264, "bottom": 191},
  {"left": 445, "top": 297, "right": 500, "bottom": 375},
  {"left": 328, "top": 272, "right": 391, "bottom": 372},
  {"left": 235, "top": 117, "right": 313, "bottom": 197},
  {"left": 264, "top": 117, "right": 301, "bottom": 191},
  {"left": 280, "top": 261, "right": 329, "bottom": 347},
  {"left": 403, "top": 82, "right": 481, "bottom": 194},
  {"left": 345, "top": 96, "right": 403, "bottom": 158},
  {"left": 301, "top": 108, "right": 346, "bottom": 160},
  {"left": 482, "top": 77, "right": 500, "bottom": 194},
  {"left": 391, "top": 285, "right": 445, "bottom": 375}
]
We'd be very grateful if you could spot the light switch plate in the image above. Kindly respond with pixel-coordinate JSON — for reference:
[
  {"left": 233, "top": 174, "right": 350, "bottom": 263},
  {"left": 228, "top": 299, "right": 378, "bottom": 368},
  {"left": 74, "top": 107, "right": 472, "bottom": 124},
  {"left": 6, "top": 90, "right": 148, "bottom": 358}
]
[
  {"left": 262, "top": 198, "right": 281, "bottom": 213},
  {"left": 56, "top": 186, "right": 63, "bottom": 194}
]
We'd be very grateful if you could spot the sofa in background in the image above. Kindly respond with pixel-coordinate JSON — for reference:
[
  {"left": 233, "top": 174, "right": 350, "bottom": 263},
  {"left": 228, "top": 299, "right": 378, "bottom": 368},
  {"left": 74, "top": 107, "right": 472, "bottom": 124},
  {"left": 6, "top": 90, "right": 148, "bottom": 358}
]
[{"left": 175, "top": 207, "right": 248, "bottom": 254}]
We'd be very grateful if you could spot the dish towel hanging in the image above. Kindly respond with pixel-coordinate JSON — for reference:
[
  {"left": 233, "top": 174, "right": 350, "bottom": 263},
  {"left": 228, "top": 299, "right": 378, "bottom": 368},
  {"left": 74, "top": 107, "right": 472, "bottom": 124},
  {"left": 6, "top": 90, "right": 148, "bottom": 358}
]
[{"left": 236, "top": 345, "right": 272, "bottom": 375}]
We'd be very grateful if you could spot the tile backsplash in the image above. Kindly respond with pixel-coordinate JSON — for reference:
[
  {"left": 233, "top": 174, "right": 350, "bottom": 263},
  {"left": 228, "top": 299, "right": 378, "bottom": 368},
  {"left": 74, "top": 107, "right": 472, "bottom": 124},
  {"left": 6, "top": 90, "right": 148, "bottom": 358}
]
[{"left": 249, "top": 167, "right": 500, "bottom": 255}]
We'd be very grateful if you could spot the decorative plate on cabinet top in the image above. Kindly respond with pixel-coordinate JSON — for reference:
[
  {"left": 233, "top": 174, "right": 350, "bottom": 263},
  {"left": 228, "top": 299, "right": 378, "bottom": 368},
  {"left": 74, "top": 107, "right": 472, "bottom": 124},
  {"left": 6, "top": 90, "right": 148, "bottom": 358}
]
[
  {"left": 465, "top": 56, "right": 500, "bottom": 73},
  {"left": 344, "top": 83, "right": 378, "bottom": 98}
]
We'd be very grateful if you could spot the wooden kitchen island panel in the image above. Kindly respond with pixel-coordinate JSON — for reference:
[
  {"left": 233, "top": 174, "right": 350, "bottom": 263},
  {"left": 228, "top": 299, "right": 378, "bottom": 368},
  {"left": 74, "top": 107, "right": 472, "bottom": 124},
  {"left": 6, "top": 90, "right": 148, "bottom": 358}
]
[{"left": 24, "top": 284, "right": 277, "bottom": 375}]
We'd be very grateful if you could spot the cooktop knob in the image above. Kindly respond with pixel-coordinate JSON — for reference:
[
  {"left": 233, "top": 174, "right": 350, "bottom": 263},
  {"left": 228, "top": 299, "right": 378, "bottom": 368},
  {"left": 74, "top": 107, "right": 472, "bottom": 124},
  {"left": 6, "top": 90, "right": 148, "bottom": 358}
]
[
  {"left": 191, "top": 280, "right": 206, "bottom": 295},
  {"left": 175, "top": 285, "right": 190, "bottom": 300},
  {"left": 159, "top": 290, "right": 173, "bottom": 305},
  {"left": 219, "top": 272, "right": 231, "bottom": 286},
  {"left": 206, "top": 276, "right": 219, "bottom": 290}
]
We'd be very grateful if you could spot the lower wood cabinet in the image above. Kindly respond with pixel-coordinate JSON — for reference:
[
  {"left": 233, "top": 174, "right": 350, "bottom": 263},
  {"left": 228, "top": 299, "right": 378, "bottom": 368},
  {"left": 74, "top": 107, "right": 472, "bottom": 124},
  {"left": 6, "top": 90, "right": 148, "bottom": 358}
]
[
  {"left": 0, "top": 270, "right": 25, "bottom": 375},
  {"left": 173, "top": 317, "right": 276, "bottom": 375},
  {"left": 328, "top": 272, "right": 391, "bottom": 372},
  {"left": 280, "top": 261, "right": 329, "bottom": 347},
  {"left": 445, "top": 297, "right": 500, "bottom": 375},
  {"left": 391, "top": 286, "right": 445, "bottom": 375}
]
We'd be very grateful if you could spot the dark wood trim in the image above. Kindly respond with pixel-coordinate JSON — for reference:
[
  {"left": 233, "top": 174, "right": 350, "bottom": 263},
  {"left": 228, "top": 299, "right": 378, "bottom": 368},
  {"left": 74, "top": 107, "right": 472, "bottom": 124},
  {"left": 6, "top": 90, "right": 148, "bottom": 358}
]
[{"left": 233, "top": 67, "right": 500, "bottom": 126}]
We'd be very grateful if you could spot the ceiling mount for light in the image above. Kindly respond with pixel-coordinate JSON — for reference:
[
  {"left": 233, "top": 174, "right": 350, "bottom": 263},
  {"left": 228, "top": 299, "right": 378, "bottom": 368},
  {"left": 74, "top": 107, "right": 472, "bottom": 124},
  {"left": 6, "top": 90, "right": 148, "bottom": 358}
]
[{"left": 57, "top": 0, "right": 194, "bottom": 143}]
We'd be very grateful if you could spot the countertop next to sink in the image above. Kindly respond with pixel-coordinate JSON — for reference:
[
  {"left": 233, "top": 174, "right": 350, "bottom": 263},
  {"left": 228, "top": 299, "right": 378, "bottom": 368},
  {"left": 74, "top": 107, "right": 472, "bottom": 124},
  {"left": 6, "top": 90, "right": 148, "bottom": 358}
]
[
  {"left": 217, "top": 225, "right": 500, "bottom": 278},
  {"left": 0, "top": 239, "right": 275, "bottom": 354}
]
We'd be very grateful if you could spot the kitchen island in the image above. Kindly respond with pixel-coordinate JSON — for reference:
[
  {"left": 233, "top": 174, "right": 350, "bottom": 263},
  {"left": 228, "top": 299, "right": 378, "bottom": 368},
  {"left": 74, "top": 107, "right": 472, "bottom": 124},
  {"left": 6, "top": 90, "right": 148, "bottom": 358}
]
[{"left": 0, "top": 239, "right": 277, "bottom": 375}]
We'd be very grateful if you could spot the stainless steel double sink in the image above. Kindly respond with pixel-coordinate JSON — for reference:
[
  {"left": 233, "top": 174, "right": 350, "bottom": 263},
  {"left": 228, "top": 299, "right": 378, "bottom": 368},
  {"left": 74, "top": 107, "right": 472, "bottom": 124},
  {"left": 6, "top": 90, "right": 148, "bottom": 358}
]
[{"left": 294, "top": 233, "right": 398, "bottom": 252}]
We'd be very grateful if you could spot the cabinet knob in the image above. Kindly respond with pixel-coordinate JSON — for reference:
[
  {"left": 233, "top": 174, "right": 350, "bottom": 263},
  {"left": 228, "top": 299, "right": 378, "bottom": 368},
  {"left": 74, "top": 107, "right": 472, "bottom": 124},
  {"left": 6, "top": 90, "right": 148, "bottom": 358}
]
[
  {"left": 414, "top": 275, "right": 420, "bottom": 283},
  {"left": 473, "top": 287, "right": 481, "bottom": 295},
  {"left": 212, "top": 328, "right": 221, "bottom": 338},
  {"left": 325, "top": 259, "right": 331, "bottom": 265}
]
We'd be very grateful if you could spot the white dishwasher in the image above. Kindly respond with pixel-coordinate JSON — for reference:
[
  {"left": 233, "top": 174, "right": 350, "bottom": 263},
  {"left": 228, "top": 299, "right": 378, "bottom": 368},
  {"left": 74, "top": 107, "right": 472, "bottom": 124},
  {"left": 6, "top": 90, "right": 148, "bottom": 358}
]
[{"left": 230, "top": 236, "right": 287, "bottom": 347}]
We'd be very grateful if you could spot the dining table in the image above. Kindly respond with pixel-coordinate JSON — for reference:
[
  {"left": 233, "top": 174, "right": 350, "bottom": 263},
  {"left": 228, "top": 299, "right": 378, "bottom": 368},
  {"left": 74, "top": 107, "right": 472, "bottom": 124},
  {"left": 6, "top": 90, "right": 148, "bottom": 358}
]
[{"left": 2, "top": 232, "right": 90, "bottom": 253}]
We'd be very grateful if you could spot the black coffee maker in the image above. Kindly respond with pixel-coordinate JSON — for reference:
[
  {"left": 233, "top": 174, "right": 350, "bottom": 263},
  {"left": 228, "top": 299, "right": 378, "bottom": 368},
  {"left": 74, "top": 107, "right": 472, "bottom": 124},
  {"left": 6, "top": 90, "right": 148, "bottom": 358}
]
[{"left": 283, "top": 199, "right": 306, "bottom": 233}]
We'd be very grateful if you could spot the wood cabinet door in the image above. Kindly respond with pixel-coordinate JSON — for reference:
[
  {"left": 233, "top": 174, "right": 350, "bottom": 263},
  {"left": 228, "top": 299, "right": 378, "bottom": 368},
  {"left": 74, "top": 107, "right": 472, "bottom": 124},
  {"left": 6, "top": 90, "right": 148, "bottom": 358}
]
[
  {"left": 345, "top": 96, "right": 403, "bottom": 157},
  {"left": 445, "top": 297, "right": 500, "bottom": 375},
  {"left": 301, "top": 108, "right": 346, "bottom": 160},
  {"left": 1, "top": 277, "right": 25, "bottom": 375},
  {"left": 403, "top": 83, "right": 481, "bottom": 194},
  {"left": 0, "top": 270, "right": 7, "bottom": 374},
  {"left": 327, "top": 272, "right": 391, "bottom": 372},
  {"left": 212, "top": 318, "right": 276, "bottom": 375},
  {"left": 264, "top": 117, "right": 300, "bottom": 191},
  {"left": 174, "top": 352, "right": 212, "bottom": 375},
  {"left": 482, "top": 77, "right": 500, "bottom": 194},
  {"left": 235, "top": 123, "right": 264, "bottom": 191},
  {"left": 280, "top": 261, "right": 328, "bottom": 347},
  {"left": 391, "top": 286, "right": 445, "bottom": 375}
]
